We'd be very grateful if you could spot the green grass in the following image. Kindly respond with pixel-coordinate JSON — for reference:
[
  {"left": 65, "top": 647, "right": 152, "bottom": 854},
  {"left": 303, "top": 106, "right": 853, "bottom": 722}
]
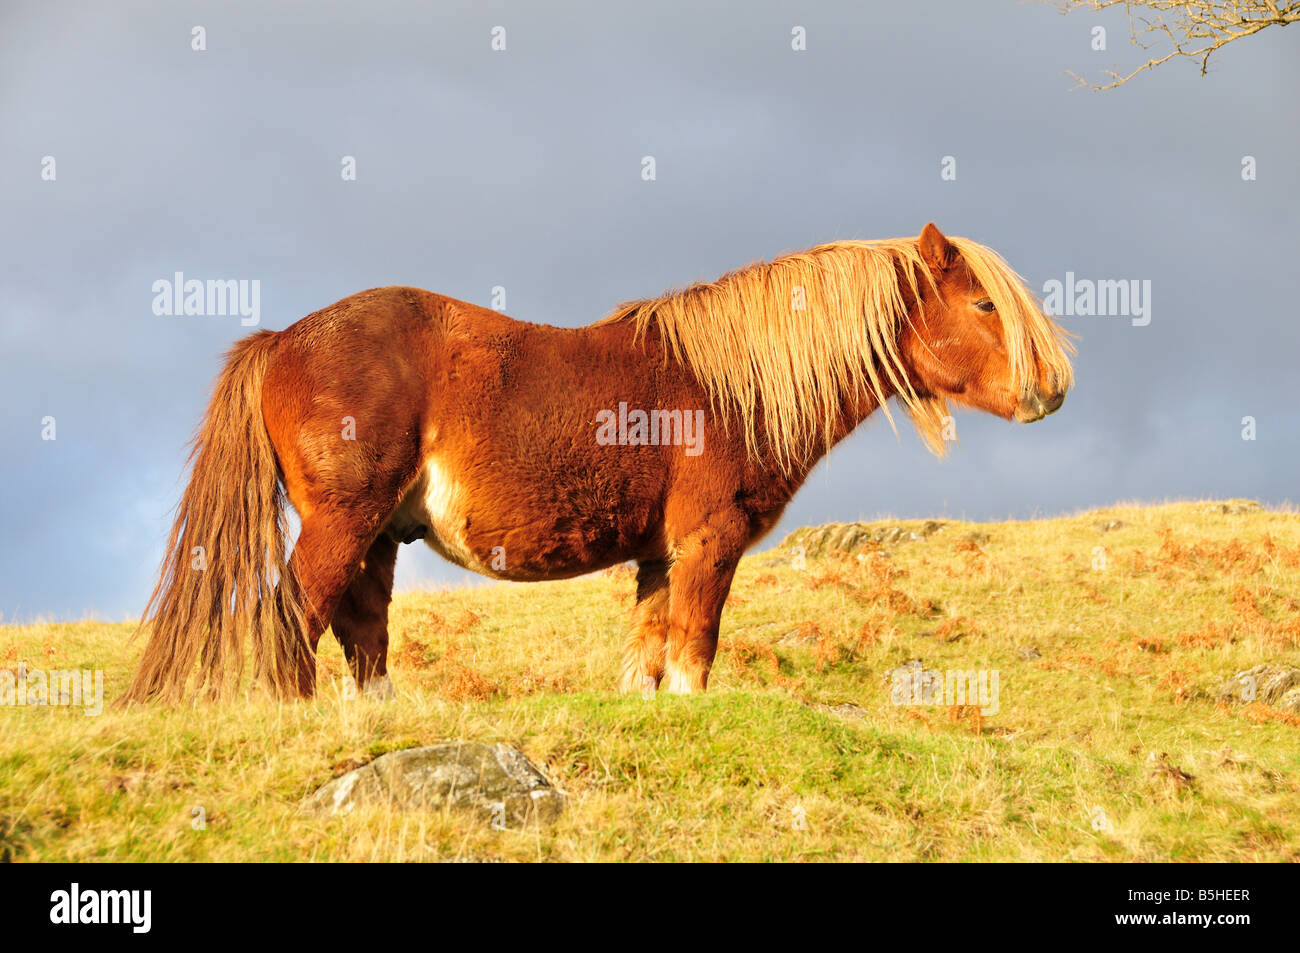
[{"left": 2, "top": 499, "right": 1299, "bottom": 861}]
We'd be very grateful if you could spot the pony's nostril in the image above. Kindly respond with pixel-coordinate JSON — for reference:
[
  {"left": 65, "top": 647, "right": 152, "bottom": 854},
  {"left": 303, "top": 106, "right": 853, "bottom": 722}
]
[{"left": 1043, "top": 391, "right": 1065, "bottom": 414}]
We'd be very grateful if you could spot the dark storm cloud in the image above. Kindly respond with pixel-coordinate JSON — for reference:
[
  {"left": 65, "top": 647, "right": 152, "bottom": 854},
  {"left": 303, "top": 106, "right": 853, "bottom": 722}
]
[{"left": 2, "top": 1, "right": 1296, "bottom": 619}]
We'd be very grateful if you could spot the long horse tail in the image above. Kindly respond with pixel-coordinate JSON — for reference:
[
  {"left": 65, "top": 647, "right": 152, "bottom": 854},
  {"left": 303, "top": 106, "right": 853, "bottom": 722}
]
[{"left": 122, "top": 331, "right": 310, "bottom": 704}]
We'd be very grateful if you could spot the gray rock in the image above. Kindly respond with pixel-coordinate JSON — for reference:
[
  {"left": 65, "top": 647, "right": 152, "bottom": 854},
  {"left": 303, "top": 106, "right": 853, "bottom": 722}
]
[
  {"left": 781, "top": 520, "right": 946, "bottom": 557},
  {"left": 1215, "top": 664, "right": 1300, "bottom": 711},
  {"left": 303, "top": 742, "right": 566, "bottom": 827},
  {"left": 777, "top": 626, "right": 820, "bottom": 645},
  {"left": 819, "top": 702, "right": 869, "bottom": 721},
  {"left": 1205, "top": 500, "right": 1263, "bottom": 515},
  {"left": 1093, "top": 519, "right": 1125, "bottom": 533},
  {"left": 1016, "top": 646, "right": 1042, "bottom": 660}
]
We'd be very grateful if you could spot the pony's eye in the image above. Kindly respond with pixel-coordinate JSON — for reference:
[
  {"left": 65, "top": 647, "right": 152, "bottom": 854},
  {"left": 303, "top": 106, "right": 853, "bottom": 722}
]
[{"left": 973, "top": 298, "right": 995, "bottom": 313}]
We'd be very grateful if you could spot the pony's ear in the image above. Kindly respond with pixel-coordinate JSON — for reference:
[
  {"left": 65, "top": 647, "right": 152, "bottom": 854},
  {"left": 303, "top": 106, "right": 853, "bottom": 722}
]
[{"left": 919, "top": 222, "right": 956, "bottom": 272}]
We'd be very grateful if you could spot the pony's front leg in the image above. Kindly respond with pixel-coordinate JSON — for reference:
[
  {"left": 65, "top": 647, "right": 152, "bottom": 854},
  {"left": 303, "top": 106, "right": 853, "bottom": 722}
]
[
  {"left": 620, "top": 559, "right": 670, "bottom": 693},
  {"left": 661, "top": 513, "right": 747, "bottom": 694}
]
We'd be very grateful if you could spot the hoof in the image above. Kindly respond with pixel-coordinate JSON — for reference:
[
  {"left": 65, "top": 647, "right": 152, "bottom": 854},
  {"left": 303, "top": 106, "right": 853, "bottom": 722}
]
[
  {"left": 362, "top": 674, "right": 395, "bottom": 700},
  {"left": 662, "top": 663, "right": 703, "bottom": 694}
]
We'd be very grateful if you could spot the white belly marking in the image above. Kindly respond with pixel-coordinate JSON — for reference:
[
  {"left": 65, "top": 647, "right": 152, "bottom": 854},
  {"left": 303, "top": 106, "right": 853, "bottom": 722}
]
[{"left": 390, "top": 456, "right": 485, "bottom": 572}]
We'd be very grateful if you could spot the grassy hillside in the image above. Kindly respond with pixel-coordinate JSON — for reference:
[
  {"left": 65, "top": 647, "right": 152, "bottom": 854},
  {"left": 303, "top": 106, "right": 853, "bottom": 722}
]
[{"left": 2, "top": 500, "right": 1298, "bottom": 862}]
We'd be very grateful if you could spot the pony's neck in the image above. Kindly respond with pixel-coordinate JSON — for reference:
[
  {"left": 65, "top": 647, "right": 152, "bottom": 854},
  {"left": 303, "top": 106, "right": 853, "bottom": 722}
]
[
  {"left": 759, "top": 352, "right": 901, "bottom": 479},
  {"left": 832, "top": 365, "right": 897, "bottom": 444}
]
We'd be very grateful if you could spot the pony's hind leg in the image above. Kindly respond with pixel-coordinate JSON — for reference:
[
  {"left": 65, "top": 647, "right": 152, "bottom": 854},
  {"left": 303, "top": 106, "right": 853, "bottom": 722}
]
[
  {"left": 261, "top": 329, "right": 423, "bottom": 699},
  {"left": 620, "top": 559, "right": 670, "bottom": 693},
  {"left": 286, "top": 507, "right": 395, "bottom": 697},
  {"left": 330, "top": 533, "right": 399, "bottom": 698},
  {"left": 662, "top": 511, "right": 748, "bottom": 693}
]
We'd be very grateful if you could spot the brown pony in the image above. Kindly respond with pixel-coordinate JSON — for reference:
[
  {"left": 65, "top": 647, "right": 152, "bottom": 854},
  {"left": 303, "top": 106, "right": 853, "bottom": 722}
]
[{"left": 124, "top": 223, "right": 1073, "bottom": 703}]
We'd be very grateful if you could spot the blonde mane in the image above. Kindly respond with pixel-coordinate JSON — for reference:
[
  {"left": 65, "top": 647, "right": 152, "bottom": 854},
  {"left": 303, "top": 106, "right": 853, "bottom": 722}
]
[{"left": 596, "top": 235, "right": 1074, "bottom": 471}]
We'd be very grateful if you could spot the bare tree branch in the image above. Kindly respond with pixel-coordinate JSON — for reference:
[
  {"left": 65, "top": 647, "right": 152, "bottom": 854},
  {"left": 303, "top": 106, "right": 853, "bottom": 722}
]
[{"left": 1046, "top": 0, "right": 1299, "bottom": 89}]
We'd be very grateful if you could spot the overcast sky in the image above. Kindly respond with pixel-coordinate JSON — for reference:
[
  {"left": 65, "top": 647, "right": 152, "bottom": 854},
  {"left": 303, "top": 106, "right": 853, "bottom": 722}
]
[{"left": 3, "top": 1, "right": 1297, "bottom": 622}]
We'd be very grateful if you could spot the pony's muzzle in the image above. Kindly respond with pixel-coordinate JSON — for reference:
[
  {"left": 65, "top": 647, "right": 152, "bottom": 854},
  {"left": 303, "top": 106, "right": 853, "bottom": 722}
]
[{"left": 1014, "top": 387, "right": 1066, "bottom": 423}]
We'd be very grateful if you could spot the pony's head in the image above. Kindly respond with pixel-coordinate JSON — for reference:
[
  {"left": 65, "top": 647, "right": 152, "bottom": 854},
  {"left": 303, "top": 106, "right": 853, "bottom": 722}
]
[
  {"left": 597, "top": 223, "right": 1075, "bottom": 470},
  {"left": 901, "top": 222, "right": 1074, "bottom": 428}
]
